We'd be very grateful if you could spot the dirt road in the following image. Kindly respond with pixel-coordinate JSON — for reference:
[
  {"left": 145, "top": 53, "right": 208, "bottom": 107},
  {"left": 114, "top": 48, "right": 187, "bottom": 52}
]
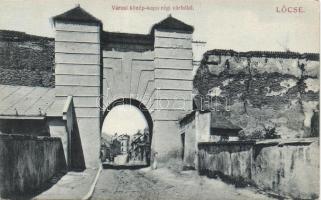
[{"left": 91, "top": 168, "right": 275, "bottom": 200}]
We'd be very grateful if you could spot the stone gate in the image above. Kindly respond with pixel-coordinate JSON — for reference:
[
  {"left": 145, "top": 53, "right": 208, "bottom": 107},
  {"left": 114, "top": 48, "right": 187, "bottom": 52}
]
[{"left": 52, "top": 6, "right": 194, "bottom": 167}]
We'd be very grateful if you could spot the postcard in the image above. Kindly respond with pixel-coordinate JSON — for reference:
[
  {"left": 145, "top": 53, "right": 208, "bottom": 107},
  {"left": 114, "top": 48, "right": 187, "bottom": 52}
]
[{"left": 0, "top": 0, "right": 319, "bottom": 199}]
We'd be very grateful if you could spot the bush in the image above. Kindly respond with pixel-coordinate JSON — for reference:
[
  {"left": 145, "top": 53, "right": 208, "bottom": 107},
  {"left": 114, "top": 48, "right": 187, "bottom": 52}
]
[
  {"left": 240, "top": 126, "right": 280, "bottom": 140},
  {"left": 263, "top": 126, "right": 280, "bottom": 139}
]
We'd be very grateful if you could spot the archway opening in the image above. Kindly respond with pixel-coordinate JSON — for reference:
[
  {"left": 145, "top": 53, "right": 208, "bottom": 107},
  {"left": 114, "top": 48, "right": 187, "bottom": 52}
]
[{"left": 100, "top": 99, "right": 153, "bottom": 168}]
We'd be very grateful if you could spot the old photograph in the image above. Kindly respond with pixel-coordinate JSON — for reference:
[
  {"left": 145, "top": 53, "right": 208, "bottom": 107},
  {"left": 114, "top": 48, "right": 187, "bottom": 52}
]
[{"left": 0, "top": 0, "right": 320, "bottom": 199}]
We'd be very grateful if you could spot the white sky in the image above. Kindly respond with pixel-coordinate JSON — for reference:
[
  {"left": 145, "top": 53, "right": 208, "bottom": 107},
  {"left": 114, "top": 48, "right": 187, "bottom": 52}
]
[
  {"left": 0, "top": 0, "right": 319, "bottom": 53},
  {"left": 101, "top": 105, "right": 147, "bottom": 137}
]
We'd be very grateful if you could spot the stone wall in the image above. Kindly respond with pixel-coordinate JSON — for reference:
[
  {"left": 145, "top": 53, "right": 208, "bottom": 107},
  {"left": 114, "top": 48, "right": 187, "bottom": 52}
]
[
  {"left": 0, "top": 134, "right": 66, "bottom": 198},
  {"left": 198, "top": 138, "right": 319, "bottom": 199},
  {"left": 0, "top": 30, "right": 54, "bottom": 87},
  {"left": 198, "top": 141, "right": 254, "bottom": 180},
  {"left": 194, "top": 50, "right": 319, "bottom": 139},
  {"left": 252, "top": 139, "right": 319, "bottom": 199}
]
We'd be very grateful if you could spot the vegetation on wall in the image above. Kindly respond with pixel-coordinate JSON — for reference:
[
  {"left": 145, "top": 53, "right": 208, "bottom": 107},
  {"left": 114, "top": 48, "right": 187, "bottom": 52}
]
[
  {"left": 0, "top": 30, "right": 54, "bottom": 87},
  {"left": 193, "top": 50, "right": 319, "bottom": 139}
]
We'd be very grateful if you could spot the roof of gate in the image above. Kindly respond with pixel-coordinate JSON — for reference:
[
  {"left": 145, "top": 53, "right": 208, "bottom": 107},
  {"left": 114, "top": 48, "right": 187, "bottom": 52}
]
[
  {"left": 0, "top": 85, "right": 55, "bottom": 118},
  {"left": 151, "top": 15, "right": 194, "bottom": 33},
  {"left": 52, "top": 6, "right": 102, "bottom": 25}
]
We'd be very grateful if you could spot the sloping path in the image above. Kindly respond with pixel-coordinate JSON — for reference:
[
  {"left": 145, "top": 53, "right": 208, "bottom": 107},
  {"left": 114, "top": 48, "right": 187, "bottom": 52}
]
[
  {"left": 91, "top": 168, "right": 275, "bottom": 200},
  {"left": 35, "top": 168, "right": 101, "bottom": 200}
]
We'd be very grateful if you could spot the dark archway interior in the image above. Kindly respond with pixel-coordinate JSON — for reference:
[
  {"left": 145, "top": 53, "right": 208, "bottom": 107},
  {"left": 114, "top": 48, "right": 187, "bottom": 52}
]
[{"left": 101, "top": 98, "right": 153, "bottom": 167}]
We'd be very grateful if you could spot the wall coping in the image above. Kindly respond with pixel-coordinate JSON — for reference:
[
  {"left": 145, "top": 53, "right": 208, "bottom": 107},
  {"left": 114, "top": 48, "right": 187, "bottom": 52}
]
[
  {"left": 205, "top": 49, "right": 319, "bottom": 60},
  {"left": 198, "top": 138, "right": 319, "bottom": 147},
  {"left": 0, "top": 133, "right": 61, "bottom": 141},
  {"left": 0, "top": 115, "right": 45, "bottom": 120},
  {"left": 255, "top": 137, "right": 318, "bottom": 146},
  {"left": 62, "top": 96, "right": 73, "bottom": 121},
  {"left": 198, "top": 140, "right": 256, "bottom": 146}
]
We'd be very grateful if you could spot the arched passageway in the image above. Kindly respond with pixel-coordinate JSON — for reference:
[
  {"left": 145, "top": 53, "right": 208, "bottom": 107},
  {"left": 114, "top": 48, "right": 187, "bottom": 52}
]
[{"left": 100, "top": 98, "right": 153, "bottom": 167}]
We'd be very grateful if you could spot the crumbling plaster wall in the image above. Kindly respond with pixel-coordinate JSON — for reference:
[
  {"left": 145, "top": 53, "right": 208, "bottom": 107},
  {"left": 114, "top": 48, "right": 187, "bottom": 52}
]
[{"left": 194, "top": 52, "right": 319, "bottom": 138}]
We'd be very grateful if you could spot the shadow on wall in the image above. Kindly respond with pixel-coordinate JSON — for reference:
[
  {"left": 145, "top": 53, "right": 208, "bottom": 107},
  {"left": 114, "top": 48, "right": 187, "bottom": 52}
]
[
  {"left": 0, "top": 134, "right": 67, "bottom": 199},
  {"left": 0, "top": 119, "right": 50, "bottom": 137},
  {"left": 70, "top": 108, "right": 86, "bottom": 171}
]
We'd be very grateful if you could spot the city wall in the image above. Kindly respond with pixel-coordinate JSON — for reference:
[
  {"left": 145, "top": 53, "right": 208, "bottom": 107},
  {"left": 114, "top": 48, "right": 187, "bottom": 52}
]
[{"left": 198, "top": 138, "right": 319, "bottom": 199}]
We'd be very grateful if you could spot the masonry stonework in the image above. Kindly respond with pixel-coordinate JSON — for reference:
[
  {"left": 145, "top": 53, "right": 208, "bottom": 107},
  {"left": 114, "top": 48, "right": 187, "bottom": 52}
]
[
  {"left": 51, "top": 7, "right": 194, "bottom": 167},
  {"left": 153, "top": 28, "right": 194, "bottom": 161}
]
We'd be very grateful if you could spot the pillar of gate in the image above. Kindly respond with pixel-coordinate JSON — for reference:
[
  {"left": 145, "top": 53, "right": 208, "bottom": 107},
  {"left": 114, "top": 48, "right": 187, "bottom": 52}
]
[
  {"left": 52, "top": 6, "right": 102, "bottom": 168},
  {"left": 151, "top": 17, "right": 194, "bottom": 162}
]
